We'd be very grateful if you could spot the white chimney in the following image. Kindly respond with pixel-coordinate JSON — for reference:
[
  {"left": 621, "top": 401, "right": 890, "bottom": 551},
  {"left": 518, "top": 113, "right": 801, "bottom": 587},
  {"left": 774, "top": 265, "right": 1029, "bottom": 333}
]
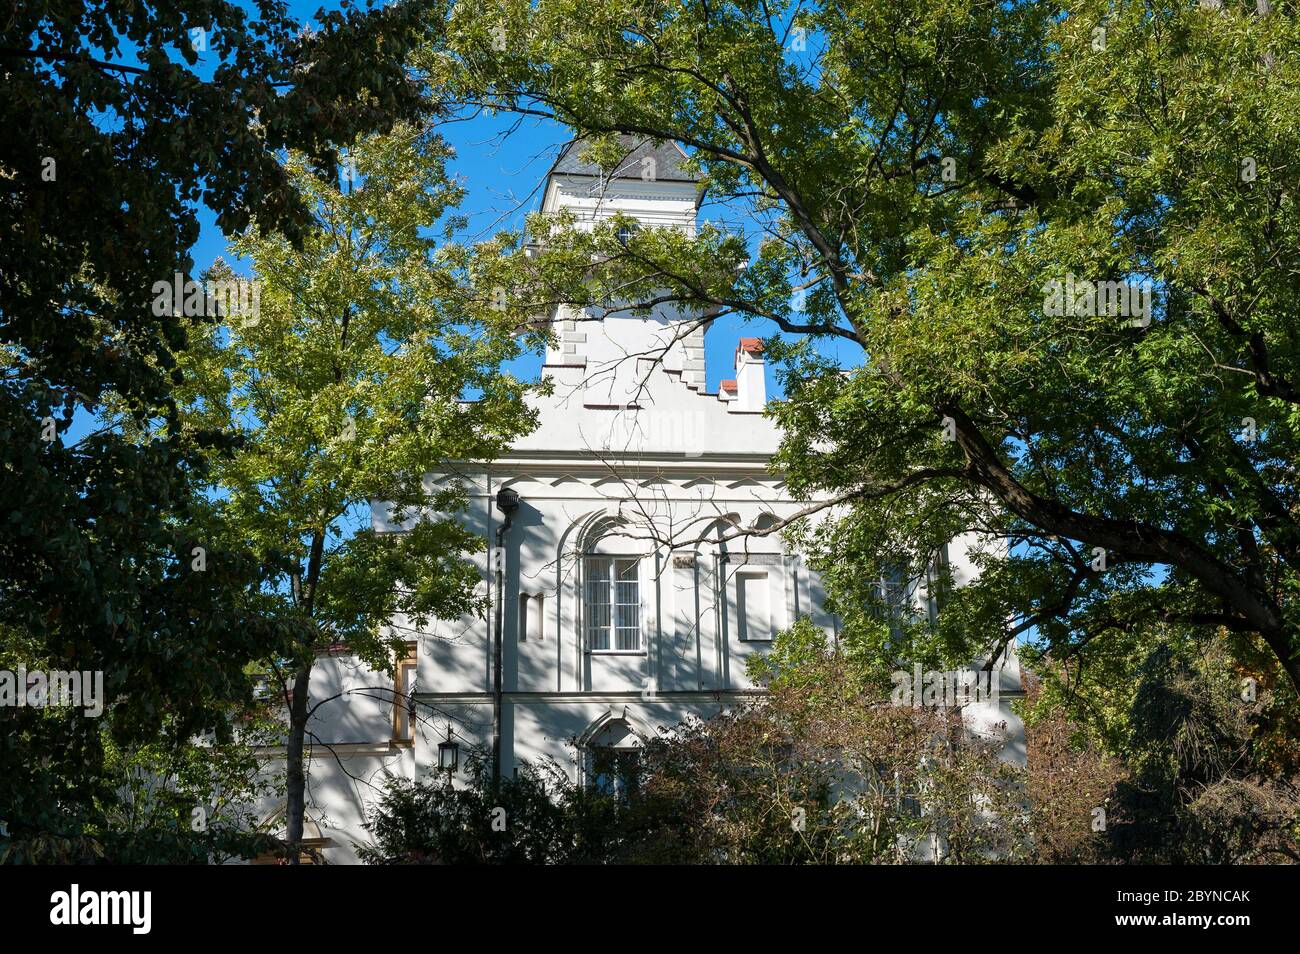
[{"left": 733, "top": 338, "right": 766, "bottom": 412}]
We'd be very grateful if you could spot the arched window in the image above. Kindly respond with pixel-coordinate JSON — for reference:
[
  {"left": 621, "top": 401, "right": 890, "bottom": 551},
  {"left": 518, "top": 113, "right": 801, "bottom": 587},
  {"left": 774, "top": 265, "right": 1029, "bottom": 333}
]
[
  {"left": 586, "top": 719, "right": 642, "bottom": 799},
  {"left": 725, "top": 513, "right": 784, "bottom": 642}
]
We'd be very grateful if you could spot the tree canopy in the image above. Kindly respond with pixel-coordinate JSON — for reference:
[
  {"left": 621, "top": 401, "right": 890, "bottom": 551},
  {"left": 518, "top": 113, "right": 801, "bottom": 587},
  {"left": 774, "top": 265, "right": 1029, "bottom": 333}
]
[
  {"left": 1, "top": 0, "right": 445, "bottom": 859},
  {"left": 164, "top": 123, "right": 537, "bottom": 860},
  {"left": 437, "top": 0, "right": 1300, "bottom": 691}
]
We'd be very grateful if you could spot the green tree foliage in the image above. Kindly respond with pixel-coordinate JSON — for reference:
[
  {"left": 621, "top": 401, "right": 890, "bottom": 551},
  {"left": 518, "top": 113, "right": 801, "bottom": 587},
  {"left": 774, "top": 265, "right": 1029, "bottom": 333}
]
[
  {"left": 1023, "top": 627, "right": 1299, "bottom": 862},
  {"left": 1, "top": 1, "right": 442, "bottom": 859},
  {"left": 364, "top": 625, "right": 1029, "bottom": 865},
  {"left": 169, "top": 124, "right": 537, "bottom": 861},
  {"left": 1022, "top": 685, "right": 1129, "bottom": 864},
  {"left": 363, "top": 620, "right": 1294, "bottom": 865},
  {"left": 636, "top": 687, "right": 1028, "bottom": 863},
  {"left": 17, "top": 716, "right": 281, "bottom": 865},
  {"left": 439, "top": 0, "right": 1300, "bottom": 692},
  {"left": 359, "top": 756, "right": 626, "bottom": 864}
]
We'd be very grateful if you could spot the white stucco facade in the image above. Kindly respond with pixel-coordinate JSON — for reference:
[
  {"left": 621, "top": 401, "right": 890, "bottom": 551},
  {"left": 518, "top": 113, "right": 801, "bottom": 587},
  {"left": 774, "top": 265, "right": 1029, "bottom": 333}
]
[{"left": 263, "top": 138, "right": 1023, "bottom": 864}]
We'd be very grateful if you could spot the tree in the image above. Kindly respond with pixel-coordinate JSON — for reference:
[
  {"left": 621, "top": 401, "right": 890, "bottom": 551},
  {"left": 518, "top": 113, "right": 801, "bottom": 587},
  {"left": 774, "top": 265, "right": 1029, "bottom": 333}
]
[
  {"left": 361, "top": 623, "right": 1030, "bottom": 865},
  {"left": 168, "top": 124, "right": 536, "bottom": 862},
  {"left": 1025, "top": 628, "right": 1299, "bottom": 863},
  {"left": 1, "top": 0, "right": 441, "bottom": 858},
  {"left": 84, "top": 708, "right": 285, "bottom": 866},
  {"left": 436, "top": 0, "right": 1300, "bottom": 692},
  {"left": 359, "top": 755, "right": 623, "bottom": 864},
  {"left": 1021, "top": 683, "right": 1128, "bottom": 864}
]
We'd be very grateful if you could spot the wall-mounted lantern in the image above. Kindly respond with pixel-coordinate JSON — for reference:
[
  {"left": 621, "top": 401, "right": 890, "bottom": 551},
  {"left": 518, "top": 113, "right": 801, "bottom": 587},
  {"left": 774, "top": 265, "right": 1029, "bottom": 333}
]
[{"left": 438, "top": 728, "right": 459, "bottom": 774}]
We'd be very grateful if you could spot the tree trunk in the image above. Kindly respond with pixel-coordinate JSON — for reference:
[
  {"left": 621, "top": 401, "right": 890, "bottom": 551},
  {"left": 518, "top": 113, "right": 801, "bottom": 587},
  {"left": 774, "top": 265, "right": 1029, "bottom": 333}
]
[
  {"left": 284, "top": 527, "right": 326, "bottom": 864},
  {"left": 283, "top": 660, "right": 313, "bottom": 865}
]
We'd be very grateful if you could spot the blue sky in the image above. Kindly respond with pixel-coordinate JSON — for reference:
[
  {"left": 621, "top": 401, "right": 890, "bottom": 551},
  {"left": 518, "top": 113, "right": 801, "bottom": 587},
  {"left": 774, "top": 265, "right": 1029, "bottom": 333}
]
[
  {"left": 60, "top": 0, "right": 867, "bottom": 450},
  {"left": 170, "top": 0, "right": 861, "bottom": 403},
  {"left": 188, "top": 101, "right": 836, "bottom": 398}
]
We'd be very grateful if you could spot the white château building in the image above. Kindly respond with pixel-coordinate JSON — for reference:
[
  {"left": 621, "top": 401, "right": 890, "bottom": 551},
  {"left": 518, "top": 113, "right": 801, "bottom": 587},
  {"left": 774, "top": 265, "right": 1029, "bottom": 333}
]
[{"left": 257, "top": 138, "right": 1023, "bottom": 864}]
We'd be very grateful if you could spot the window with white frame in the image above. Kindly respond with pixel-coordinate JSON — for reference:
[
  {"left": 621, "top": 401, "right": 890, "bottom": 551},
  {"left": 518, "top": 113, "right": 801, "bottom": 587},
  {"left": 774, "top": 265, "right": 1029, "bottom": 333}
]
[
  {"left": 615, "top": 221, "right": 640, "bottom": 247},
  {"left": 584, "top": 556, "right": 641, "bottom": 651}
]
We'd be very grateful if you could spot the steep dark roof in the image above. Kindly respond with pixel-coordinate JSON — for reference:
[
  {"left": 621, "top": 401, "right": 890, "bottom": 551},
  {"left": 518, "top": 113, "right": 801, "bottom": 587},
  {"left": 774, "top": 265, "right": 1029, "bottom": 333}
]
[{"left": 549, "top": 135, "right": 700, "bottom": 183}]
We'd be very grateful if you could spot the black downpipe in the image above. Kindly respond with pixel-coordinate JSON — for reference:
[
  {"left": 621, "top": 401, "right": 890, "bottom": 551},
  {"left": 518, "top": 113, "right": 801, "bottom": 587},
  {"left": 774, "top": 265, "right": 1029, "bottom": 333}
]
[{"left": 491, "top": 486, "right": 520, "bottom": 794}]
